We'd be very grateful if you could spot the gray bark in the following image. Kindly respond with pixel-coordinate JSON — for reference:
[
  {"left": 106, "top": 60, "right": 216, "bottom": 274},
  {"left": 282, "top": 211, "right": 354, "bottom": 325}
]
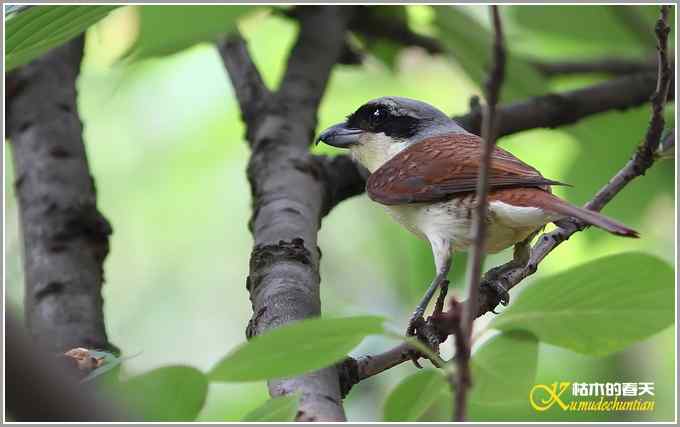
[
  {"left": 219, "top": 6, "right": 354, "bottom": 421},
  {"left": 6, "top": 36, "right": 114, "bottom": 353}
]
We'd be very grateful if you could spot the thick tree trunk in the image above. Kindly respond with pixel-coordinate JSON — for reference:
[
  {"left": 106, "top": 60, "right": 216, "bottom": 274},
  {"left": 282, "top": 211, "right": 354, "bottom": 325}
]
[
  {"left": 6, "top": 36, "right": 113, "bottom": 353},
  {"left": 220, "top": 6, "right": 354, "bottom": 421}
]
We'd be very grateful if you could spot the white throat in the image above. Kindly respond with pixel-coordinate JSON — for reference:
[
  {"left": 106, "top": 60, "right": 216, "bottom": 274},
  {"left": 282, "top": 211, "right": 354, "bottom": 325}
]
[{"left": 350, "top": 133, "right": 411, "bottom": 173}]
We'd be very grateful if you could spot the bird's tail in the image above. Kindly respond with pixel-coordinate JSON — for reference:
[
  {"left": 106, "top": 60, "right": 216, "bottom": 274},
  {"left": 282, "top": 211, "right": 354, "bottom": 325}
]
[{"left": 534, "top": 191, "right": 639, "bottom": 238}]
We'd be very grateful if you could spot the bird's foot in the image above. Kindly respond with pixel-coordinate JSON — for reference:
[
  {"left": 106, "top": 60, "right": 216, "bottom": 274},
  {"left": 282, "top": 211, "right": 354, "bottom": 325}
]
[
  {"left": 406, "top": 309, "right": 425, "bottom": 337},
  {"left": 405, "top": 315, "right": 426, "bottom": 368},
  {"left": 480, "top": 274, "right": 510, "bottom": 307},
  {"left": 405, "top": 314, "right": 445, "bottom": 369}
]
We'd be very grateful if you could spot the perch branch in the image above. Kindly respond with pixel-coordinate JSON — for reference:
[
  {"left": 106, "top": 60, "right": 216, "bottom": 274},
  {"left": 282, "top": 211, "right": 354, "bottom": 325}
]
[
  {"left": 339, "top": 4, "right": 673, "bottom": 393},
  {"left": 218, "top": 6, "right": 354, "bottom": 422},
  {"left": 5, "top": 36, "right": 114, "bottom": 354}
]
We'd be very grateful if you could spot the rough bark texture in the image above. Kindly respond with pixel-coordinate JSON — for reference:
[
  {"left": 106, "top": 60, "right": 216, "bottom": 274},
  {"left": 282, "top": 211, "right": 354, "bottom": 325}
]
[
  {"left": 6, "top": 36, "right": 113, "bottom": 353},
  {"left": 219, "top": 6, "right": 354, "bottom": 421}
]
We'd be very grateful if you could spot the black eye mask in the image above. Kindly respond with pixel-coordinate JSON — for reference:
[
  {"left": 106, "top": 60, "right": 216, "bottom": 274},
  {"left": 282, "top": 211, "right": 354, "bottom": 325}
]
[{"left": 346, "top": 104, "right": 420, "bottom": 139}]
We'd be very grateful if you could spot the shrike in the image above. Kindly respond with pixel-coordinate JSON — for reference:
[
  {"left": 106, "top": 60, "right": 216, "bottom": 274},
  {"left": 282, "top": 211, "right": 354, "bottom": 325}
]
[{"left": 317, "top": 96, "right": 637, "bottom": 336}]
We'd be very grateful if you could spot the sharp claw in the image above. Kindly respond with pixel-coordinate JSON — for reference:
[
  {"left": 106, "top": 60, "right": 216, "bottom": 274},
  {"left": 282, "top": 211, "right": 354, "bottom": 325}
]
[{"left": 482, "top": 279, "right": 510, "bottom": 306}]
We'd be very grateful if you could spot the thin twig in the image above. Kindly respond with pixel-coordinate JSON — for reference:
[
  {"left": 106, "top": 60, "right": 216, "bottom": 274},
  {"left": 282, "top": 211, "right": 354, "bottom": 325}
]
[
  {"left": 453, "top": 5, "right": 506, "bottom": 422},
  {"left": 338, "top": 4, "right": 673, "bottom": 394}
]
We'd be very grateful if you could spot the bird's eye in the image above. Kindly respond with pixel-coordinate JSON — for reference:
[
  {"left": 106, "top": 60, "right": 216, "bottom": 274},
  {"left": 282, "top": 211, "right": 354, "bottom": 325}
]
[{"left": 369, "top": 107, "right": 387, "bottom": 127}]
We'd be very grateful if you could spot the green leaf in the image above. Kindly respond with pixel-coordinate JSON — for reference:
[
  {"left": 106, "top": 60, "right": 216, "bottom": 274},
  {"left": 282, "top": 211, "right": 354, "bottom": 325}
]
[
  {"left": 383, "top": 369, "right": 451, "bottom": 421},
  {"left": 116, "top": 366, "right": 208, "bottom": 421},
  {"left": 490, "top": 252, "right": 674, "bottom": 356},
  {"left": 209, "top": 316, "right": 385, "bottom": 382},
  {"left": 5, "top": 5, "right": 119, "bottom": 71},
  {"left": 467, "top": 331, "right": 538, "bottom": 419},
  {"left": 433, "top": 6, "right": 548, "bottom": 102},
  {"left": 123, "top": 5, "right": 256, "bottom": 61},
  {"left": 242, "top": 394, "right": 300, "bottom": 422},
  {"left": 382, "top": 332, "right": 538, "bottom": 421}
]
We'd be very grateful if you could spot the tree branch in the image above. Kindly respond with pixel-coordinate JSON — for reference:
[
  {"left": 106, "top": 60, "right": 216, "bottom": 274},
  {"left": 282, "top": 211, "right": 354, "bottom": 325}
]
[
  {"left": 5, "top": 36, "right": 114, "bottom": 354},
  {"left": 218, "top": 6, "right": 354, "bottom": 422},
  {"left": 347, "top": 6, "right": 444, "bottom": 55},
  {"left": 218, "top": 33, "right": 271, "bottom": 142},
  {"left": 455, "top": 71, "right": 672, "bottom": 136},
  {"left": 453, "top": 5, "right": 506, "bottom": 421},
  {"left": 338, "top": 4, "right": 673, "bottom": 391}
]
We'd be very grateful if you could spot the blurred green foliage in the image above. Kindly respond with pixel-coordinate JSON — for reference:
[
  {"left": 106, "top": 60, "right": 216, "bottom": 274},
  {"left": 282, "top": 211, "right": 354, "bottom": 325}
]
[{"left": 4, "top": 4, "right": 675, "bottom": 422}]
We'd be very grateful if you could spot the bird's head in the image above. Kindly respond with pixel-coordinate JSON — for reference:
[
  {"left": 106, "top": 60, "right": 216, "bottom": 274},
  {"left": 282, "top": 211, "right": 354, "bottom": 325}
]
[{"left": 316, "top": 96, "right": 465, "bottom": 172}]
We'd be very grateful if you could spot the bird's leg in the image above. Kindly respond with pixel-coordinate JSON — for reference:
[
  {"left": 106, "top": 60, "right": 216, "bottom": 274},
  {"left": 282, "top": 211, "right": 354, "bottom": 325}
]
[
  {"left": 406, "top": 271, "right": 448, "bottom": 337},
  {"left": 433, "top": 278, "right": 450, "bottom": 318},
  {"left": 480, "top": 229, "right": 539, "bottom": 306},
  {"left": 406, "top": 239, "right": 452, "bottom": 337}
]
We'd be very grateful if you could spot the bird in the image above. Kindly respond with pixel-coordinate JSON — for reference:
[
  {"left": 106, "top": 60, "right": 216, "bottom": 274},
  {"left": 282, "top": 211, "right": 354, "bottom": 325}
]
[{"left": 316, "top": 96, "right": 638, "bottom": 337}]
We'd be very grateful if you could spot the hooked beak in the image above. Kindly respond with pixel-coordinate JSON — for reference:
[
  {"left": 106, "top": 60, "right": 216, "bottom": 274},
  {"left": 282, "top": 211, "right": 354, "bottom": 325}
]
[{"left": 316, "top": 122, "right": 362, "bottom": 148}]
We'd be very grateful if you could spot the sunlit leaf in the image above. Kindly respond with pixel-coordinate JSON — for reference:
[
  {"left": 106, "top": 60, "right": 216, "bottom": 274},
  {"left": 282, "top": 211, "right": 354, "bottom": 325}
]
[
  {"left": 209, "top": 316, "right": 385, "bottom": 382},
  {"left": 5, "top": 5, "right": 119, "bottom": 71},
  {"left": 491, "top": 252, "right": 674, "bottom": 356},
  {"left": 242, "top": 394, "right": 300, "bottom": 422},
  {"left": 123, "top": 5, "right": 256, "bottom": 61},
  {"left": 116, "top": 366, "right": 208, "bottom": 421}
]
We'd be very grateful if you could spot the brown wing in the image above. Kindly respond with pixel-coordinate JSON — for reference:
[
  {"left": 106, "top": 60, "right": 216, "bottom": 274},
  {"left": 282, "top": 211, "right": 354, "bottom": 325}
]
[{"left": 366, "top": 132, "right": 566, "bottom": 205}]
